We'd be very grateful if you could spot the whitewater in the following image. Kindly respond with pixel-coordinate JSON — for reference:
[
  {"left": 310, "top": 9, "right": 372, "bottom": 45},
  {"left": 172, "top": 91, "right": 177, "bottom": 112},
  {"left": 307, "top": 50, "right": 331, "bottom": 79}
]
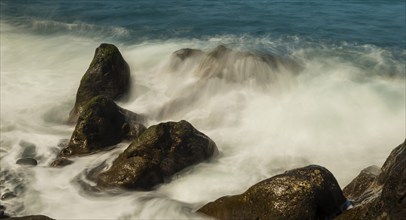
[{"left": 1, "top": 7, "right": 405, "bottom": 219}]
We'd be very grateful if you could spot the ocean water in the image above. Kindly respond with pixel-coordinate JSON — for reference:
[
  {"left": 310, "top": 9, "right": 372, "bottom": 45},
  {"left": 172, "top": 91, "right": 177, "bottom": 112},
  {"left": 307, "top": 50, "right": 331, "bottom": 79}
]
[{"left": 0, "top": 0, "right": 405, "bottom": 219}]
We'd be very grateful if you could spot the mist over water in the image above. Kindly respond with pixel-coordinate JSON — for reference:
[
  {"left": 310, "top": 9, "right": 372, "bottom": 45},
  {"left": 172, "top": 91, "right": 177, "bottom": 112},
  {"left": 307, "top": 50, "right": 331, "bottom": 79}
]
[{"left": 1, "top": 1, "right": 405, "bottom": 218}]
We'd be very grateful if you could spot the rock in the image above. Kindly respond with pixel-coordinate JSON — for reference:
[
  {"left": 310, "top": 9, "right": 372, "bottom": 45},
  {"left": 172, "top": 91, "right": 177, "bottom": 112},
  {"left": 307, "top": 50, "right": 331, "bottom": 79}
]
[
  {"left": 19, "top": 141, "right": 37, "bottom": 158},
  {"left": 0, "top": 211, "right": 10, "bottom": 219},
  {"left": 58, "top": 96, "right": 145, "bottom": 157},
  {"left": 378, "top": 140, "right": 406, "bottom": 219},
  {"left": 342, "top": 165, "right": 381, "bottom": 202},
  {"left": 16, "top": 158, "right": 38, "bottom": 166},
  {"left": 8, "top": 215, "right": 55, "bottom": 220},
  {"left": 96, "top": 120, "right": 218, "bottom": 189},
  {"left": 68, "top": 43, "right": 131, "bottom": 123},
  {"left": 335, "top": 139, "right": 406, "bottom": 220},
  {"left": 173, "top": 48, "right": 203, "bottom": 61},
  {"left": 195, "top": 45, "right": 302, "bottom": 84},
  {"left": 49, "top": 157, "right": 73, "bottom": 167},
  {"left": 198, "top": 165, "right": 347, "bottom": 220},
  {"left": 169, "top": 48, "right": 203, "bottom": 71},
  {"left": 1, "top": 191, "right": 16, "bottom": 200}
]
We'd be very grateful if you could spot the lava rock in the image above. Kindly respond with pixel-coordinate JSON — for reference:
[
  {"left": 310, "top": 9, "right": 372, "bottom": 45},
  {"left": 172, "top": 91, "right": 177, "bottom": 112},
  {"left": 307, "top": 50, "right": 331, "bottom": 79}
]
[
  {"left": 8, "top": 215, "right": 55, "bottom": 220},
  {"left": 97, "top": 120, "right": 218, "bottom": 189},
  {"left": 342, "top": 165, "right": 381, "bottom": 202},
  {"left": 59, "top": 96, "right": 145, "bottom": 157},
  {"left": 16, "top": 158, "right": 38, "bottom": 166},
  {"left": 335, "top": 139, "right": 406, "bottom": 220},
  {"left": 198, "top": 165, "right": 347, "bottom": 220},
  {"left": 68, "top": 43, "right": 131, "bottom": 123}
]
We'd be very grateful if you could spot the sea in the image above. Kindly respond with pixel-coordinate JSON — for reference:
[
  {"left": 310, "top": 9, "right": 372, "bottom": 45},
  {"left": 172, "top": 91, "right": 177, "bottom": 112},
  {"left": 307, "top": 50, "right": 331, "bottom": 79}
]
[{"left": 0, "top": 0, "right": 405, "bottom": 219}]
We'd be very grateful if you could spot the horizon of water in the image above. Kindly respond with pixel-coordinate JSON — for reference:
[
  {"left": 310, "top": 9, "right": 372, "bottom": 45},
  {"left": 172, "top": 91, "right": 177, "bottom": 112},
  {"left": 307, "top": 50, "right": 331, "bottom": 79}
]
[{"left": 0, "top": 1, "right": 405, "bottom": 219}]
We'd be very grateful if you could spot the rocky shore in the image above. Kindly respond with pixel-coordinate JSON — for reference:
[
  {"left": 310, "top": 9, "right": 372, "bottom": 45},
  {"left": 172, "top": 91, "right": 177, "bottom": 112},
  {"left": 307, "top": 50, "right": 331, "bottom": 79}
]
[{"left": 2, "top": 44, "right": 404, "bottom": 219}]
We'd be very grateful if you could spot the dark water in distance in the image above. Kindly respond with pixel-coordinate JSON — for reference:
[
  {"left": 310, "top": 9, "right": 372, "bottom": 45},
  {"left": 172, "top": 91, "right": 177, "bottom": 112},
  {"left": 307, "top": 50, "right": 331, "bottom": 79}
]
[{"left": 2, "top": 0, "right": 405, "bottom": 48}]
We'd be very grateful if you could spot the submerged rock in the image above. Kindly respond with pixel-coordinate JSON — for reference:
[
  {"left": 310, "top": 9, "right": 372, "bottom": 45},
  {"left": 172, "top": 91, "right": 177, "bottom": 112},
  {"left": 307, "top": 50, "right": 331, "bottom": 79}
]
[
  {"left": 8, "top": 215, "right": 55, "bottom": 220},
  {"left": 16, "top": 158, "right": 38, "bottom": 166},
  {"left": 58, "top": 96, "right": 145, "bottom": 158},
  {"left": 335, "top": 139, "right": 406, "bottom": 220},
  {"left": 169, "top": 48, "right": 204, "bottom": 71},
  {"left": 196, "top": 45, "right": 302, "bottom": 84},
  {"left": 19, "top": 141, "right": 37, "bottom": 158},
  {"left": 1, "top": 191, "right": 16, "bottom": 200},
  {"left": 173, "top": 48, "right": 203, "bottom": 61},
  {"left": 198, "top": 165, "right": 347, "bottom": 220},
  {"left": 68, "top": 43, "right": 131, "bottom": 123},
  {"left": 97, "top": 120, "right": 218, "bottom": 189}
]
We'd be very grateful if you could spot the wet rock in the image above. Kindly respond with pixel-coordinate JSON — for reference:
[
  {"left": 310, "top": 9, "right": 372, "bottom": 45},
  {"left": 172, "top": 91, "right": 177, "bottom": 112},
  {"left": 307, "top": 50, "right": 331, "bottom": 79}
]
[
  {"left": 68, "top": 43, "right": 131, "bottom": 123},
  {"left": 169, "top": 48, "right": 204, "bottom": 71},
  {"left": 50, "top": 157, "right": 73, "bottom": 167},
  {"left": 335, "top": 139, "right": 406, "bottom": 220},
  {"left": 8, "top": 215, "right": 55, "bottom": 220},
  {"left": 19, "top": 141, "right": 37, "bottom": 158},
  {"left": 0, "top": 211, "right": 10, "bottom": 219},
  {"left": 196, "top": 45, "right": 302, "bottom": 84},
  {"left": 1, "top": 191, "right": 16, "bottom": 200},
  {"left": 198, "top": 165, "right": 347, "bottom": 220},
  {"left": 16, "top": 158, "right": 38, "bottom": 166},
  {"left": 58, "top": 96, "right": 145, "bottom": 157},
  {"left": 343, "top": 165, "right": 381, "bottom": 202},
  {"left": 97, "top": 120, "right": 217, "bottom": 190},
  {"left": 173, "top": 48, "right": 203, "bottom": 61}
]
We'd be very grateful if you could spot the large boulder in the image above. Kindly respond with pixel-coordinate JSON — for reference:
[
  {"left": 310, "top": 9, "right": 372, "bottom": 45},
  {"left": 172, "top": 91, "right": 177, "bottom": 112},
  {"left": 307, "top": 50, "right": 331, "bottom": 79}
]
[
  {"left": 335, "top": 139, "right": 406, "bottom": 220},
  {"left": 58, "top": 96, "right": 145, "bottom": 158},
  {"left": 198, "top": 165, "right": 347, "bottom": 220},
  {"left": 68, "top": 43, "right": 131, "bottom": 123},
  {"left": 96, "top": 120, "right": 218, "bottom": 190}
]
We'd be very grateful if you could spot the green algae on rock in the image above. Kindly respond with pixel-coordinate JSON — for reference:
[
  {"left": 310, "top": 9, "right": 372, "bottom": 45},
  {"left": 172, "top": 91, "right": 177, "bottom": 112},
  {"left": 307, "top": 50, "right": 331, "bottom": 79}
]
[
  {"left": 96, "top": 120, "right": 218, "bottom": 190},
  {"left": 68, "top": 43, "right": 131, "bottom": 123},
  {"left": 198, "top": 165, "right": 346, "bottom": 220}
]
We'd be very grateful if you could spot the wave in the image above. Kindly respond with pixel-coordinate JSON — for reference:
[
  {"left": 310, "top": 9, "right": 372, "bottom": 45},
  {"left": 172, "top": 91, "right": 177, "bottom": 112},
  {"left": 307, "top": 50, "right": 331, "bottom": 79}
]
[
  {"left": 0, "top": 23, "right": 405, "bottom": 219},
  {"left": 1, "top": 18, "right": 131, "bottom": 42}
]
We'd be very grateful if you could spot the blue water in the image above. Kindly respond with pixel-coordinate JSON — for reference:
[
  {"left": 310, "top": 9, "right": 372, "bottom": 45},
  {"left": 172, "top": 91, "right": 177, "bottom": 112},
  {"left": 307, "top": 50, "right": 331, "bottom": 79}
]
[{"left": 2, "top": 0, "right": 405, "bottom": 49}]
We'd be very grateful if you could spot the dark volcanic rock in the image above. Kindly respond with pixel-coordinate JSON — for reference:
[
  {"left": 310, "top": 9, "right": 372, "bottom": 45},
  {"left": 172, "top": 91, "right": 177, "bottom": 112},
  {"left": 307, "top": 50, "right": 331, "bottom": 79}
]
[
  {"left": 16, "top": 158, "right": 38, "bottom": 166},
  {"left": 8, "top": 215, "right": 55, "bottom": 220},
  {"left": 335, "top": 139, "right": 406, "bottom": 220},
  {"left": 68, "top": 43, "right": 131, "bottom": 123},
  {"left": 198, "top": 165, "right": 347, "bottom": 220},
  {"left": 97, "top": 120, "right": 218, "bottom": 189},
  {"left": 58, "top": 96, "right": 145, "bottom": 158},
  {"left": 342, "top": 165, "right": 381, "bottom": 202}
]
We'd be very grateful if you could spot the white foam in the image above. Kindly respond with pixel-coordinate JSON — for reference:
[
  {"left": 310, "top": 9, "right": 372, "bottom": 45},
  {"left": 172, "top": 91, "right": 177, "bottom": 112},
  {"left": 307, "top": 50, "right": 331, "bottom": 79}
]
[{"left": 0, "top": 22, "right": 405, "bottom": 219}]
